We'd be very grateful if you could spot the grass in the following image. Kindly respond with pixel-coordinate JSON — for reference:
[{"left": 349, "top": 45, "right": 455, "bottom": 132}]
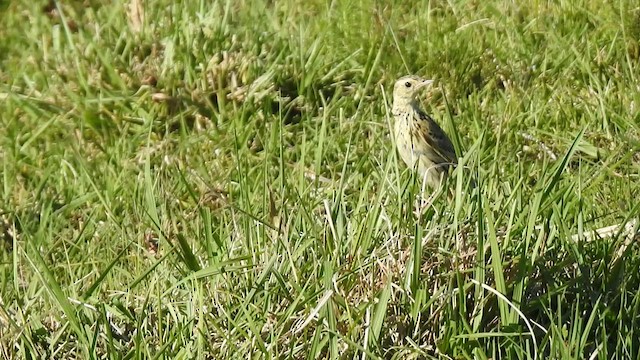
[{"left": 1, "top": 0, "right": 640, "bottom": 358}]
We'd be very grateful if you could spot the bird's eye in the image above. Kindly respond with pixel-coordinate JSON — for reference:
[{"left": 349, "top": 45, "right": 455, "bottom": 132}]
[{"left": 404, "top": 82, "right": 412, "bottom": 88}]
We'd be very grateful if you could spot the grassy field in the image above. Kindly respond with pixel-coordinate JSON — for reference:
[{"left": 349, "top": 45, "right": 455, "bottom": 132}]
[{"left": 1, "top": 0, "right": 640, "bottom": 358}]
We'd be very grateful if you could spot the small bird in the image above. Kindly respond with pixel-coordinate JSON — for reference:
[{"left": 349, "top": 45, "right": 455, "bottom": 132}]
[{"left": 392, "top": 75, "right": 458, "bottom": 190}]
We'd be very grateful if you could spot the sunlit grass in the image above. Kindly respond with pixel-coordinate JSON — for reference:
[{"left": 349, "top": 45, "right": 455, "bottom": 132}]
[{"left": 1, "top": 0, "right": 639, "bottom": 358}]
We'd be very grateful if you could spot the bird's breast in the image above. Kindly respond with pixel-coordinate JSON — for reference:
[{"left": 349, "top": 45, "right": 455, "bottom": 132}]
[{"left": 394, "top": 113, "right": 419, "bottom": 167}]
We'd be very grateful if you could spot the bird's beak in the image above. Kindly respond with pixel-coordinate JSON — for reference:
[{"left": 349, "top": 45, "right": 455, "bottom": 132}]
[{"left": 416, "top": 79, "right": 434, "bottom": 89}]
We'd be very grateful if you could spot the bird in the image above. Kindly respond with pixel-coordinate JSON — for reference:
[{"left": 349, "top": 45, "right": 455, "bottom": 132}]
[{"left": 391, "top": 75, "right": 458, "bottom": 191}]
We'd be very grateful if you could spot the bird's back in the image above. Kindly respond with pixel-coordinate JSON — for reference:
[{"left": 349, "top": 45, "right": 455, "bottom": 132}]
[{"left": 411, "top": 108, "right": 457, "bottom": 166}]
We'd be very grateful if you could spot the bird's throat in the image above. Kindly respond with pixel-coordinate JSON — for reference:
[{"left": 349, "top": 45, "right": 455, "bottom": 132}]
[{"left": 392, "top": 99, "right": 418, "bottom": 117}]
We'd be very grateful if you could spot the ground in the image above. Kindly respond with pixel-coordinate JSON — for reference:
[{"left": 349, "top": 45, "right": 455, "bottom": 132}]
[{"left": 1, "top": 0, "right": 640, "bottom": 358}]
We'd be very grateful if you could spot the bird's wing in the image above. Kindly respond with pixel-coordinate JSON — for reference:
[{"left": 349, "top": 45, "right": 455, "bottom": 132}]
[{"left": 413, "top": 109, "right": 458, "bottom": 164}]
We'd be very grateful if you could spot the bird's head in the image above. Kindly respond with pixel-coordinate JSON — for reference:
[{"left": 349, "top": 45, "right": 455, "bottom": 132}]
[{"left": 392, "top": 75, "right": 434, "bottom": 107}]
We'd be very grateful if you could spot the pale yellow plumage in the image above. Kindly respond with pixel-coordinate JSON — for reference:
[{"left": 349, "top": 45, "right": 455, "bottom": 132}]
[{"left": 392, "top": 75, "right": 457, "bottom": 189}]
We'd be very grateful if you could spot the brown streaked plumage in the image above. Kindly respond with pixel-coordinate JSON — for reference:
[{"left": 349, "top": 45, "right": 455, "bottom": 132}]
[{"left": 392, "top": 75, "right": 457, "bottom": 190}]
